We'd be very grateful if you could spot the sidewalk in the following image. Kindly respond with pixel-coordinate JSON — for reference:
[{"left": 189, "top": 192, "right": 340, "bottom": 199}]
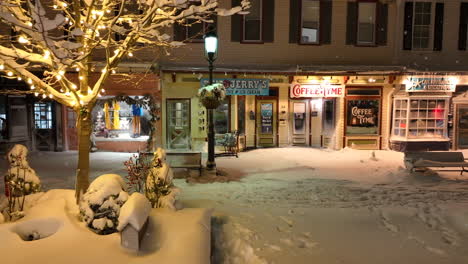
[{"left": 2, "top": 147, "right": 468, "bottom": 264}]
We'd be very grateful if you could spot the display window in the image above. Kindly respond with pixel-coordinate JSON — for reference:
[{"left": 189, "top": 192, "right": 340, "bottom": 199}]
[
  {"left": 214, "top": 97, "right": 230, "bottom": 134},
  {"left": 345, "top": 88, "right": 381, "bottom": 135},
  {"left": 392, "top": 97, "right": 449, "bottom": 140},
  {"left": 92, "top": 97, "right": 150, "bottom": 140}
]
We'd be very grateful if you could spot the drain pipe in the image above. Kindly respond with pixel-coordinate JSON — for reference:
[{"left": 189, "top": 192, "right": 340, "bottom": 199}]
[{"left": 385, "top": 87, "right": 396, "bottom": 150}]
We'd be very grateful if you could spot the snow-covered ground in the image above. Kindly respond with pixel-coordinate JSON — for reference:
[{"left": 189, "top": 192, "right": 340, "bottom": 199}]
[{"left": 2, "top": 148, "right": 468, "bottom": 264}]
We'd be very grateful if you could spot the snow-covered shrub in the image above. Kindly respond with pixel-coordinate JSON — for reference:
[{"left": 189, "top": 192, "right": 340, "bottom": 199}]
[
  {"left": 4, "top": 145, "right": 41, "bottom": 221},
  {"left": 79, "top": 174, "right": 129, "bottom": 235},
  {"left": 145, "top": 148, "right": 180, "bottom": 210},
  {"left": 198, "top": 83, "right": 226, "bottom": 109}
]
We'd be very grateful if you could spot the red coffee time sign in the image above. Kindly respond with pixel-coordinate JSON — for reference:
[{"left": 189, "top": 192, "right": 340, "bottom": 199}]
[{"left": 290, "top": 84, "right": 344, "bottom": 98}]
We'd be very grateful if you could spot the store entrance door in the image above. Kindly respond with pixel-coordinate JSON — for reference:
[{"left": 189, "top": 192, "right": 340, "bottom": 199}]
[
  {"left": 256, "top": 100, "right": 277, "bottom": 147},
  {"left": 457, "top": 105, "right": 468, "bottom": 148},
  {"left": 166, "top": 99, "right": 191, "bottom": 150},
  {"left": 322, "top": 99, "right": 336, "bottom": 147},
  {"left": 291, "top": 101, "right": 309, "bottom": 145}
]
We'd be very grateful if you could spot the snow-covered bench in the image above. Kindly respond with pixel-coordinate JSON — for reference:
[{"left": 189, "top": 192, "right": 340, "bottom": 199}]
[
  {"left": 404, "top": 151, "right": 468, "bottom": 175},
  {"left": 166, "top": 151, "right": 202, "bottom": 176}
]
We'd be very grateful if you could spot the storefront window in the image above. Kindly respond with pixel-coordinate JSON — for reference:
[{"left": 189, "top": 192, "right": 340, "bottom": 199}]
[
  {"left": 34, "top": 102, "right": 53, "bottom": 129},
  {"left": 392, "top": 98, "right": 448, "bottom": 139},
  {"left": 214, "top": 98, "right": 230, "bottom": 134},
  {"left": 0, "top": 96, "right": 7, "bottom": 140},
  {"left": 346, "top": 99, "right": 380, "bottom": 135},
  {"left": 237, "top": 96, "right": 245, "bottom": 134},
  {"left": 92, "top": 97, "right": 151, "bottom": 139}
]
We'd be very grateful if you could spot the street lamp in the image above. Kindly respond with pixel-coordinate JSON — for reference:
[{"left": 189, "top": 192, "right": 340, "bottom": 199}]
[{"left": 204, "top": 29, "right": 218, "bottom": 171}]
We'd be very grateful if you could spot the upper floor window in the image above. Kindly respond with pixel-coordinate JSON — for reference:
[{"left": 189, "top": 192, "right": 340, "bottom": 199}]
[
  {"left": 290, "top": 0, "right": 332, "bottom": 45},
  {"left": 357, "top": 2, "right": 376, "bottom": 45},
  {"left": 403, "top": 1, "right": 444, "bottom": 51},
  {"left": 459, "top": 2, "right": 468, "bottom": 50},
  {"left": 346, "top": 1, "right": 388, "bottom": 46},
  {"left": 173, "top": 17, "right": 217, "bottom": 42},
  {"left": 413, "top": 2, "right": 432, "bottom": 49},
  {"left": 231, "top": 0, "right": 274, "bottom": 43},
  {"left": 301, "top": 0, "right": 320, "bottom": 44},
  {"left": 243, "top": 0, "right": 262, "bottom": 42}
]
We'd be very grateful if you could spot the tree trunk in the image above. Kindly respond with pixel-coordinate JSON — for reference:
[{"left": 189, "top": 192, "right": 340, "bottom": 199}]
[{"left": 75, "top": 108, "right": 92, "bottom": 203}]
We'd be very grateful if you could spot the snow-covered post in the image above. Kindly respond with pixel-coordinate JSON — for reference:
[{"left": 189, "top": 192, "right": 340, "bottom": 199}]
[{"left": 0, "top": 0, "right": 250, "bottom": 204}]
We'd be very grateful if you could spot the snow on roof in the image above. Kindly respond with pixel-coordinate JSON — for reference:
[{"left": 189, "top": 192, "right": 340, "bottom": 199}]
[
  {"left": 83, "top": 174, "right": 127, "bottom": 205},
  {"left": 117, "top": 192, "right": 151, "bottom": 231}
]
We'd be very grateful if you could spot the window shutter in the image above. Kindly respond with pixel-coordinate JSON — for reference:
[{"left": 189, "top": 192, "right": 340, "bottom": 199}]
[
  {"left": 376, "top": 2, "right": 388, "bottom": 46},
  {"left": 173, "top": 23, "right": 186, "bottom": 41},
  {"left": 231, "top": 0, "right": 242, "bottom": 42},
  {"left": 459, "top": 3, "right": 468, "bottom": 50},
  {"left": 289, "top": 0, "right": 300, "bottom": 43},
  {"left": 346, "top": 2, "right": 357, "bottom": 45},
  {"left": 320, "top": 0, "right": 333, "bottom": 45},
  {"left": 263, "top": 0, "right": 275, "bottom": 42},
  {"left": 403, "top": 2, "right": 413, "bottom": 50},
  {"left": 433, "top": 3, "right": 444, "bottom": 51}
]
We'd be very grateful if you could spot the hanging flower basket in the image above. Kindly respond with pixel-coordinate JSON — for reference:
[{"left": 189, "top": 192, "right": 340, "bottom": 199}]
[{"left": 198, "top": 83, "right": 226, "bottom": 109}]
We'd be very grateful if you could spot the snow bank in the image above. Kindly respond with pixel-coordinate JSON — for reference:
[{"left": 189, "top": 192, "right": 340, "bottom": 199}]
[
  {"left": 0, "top": 189, "right": 212, "bottom": 264},
  {"left": 117, "top": 192, "right": 151, "bottom": 231}
]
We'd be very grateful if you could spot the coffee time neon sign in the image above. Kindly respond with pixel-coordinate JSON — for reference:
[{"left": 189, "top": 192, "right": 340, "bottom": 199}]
[{"left": 290, "top": 84, "right": 344, "bottom": 98}]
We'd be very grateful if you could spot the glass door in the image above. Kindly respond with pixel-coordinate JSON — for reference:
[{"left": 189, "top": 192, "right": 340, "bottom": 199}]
[
  {"left": 256, "top": 100, "right": 277, "bottom": 147},
  {"left": 166, "top": 99, "right": 191, "bottom": 150},
  {"left": 322, "top": 99, "right": 336, "bottom": 147},
  {"left": 457, "top": 105, "right": 468, "bottom": 148},
  {"left": 291, "top": 101, "right": 309, "bottom": 145}
]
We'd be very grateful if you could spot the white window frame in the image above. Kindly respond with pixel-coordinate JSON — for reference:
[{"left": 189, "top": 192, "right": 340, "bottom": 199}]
[
  {"left": 391, "top": 97, "right": 449, "bottom": 140},
  {"left": 411, "top": 1, "right": 434, "bottom": 50},
  {"left": 357, "top": 1, "right": 377, "bottom": 45},
  {"left": 242, "top": 0, "right": 263, "bottom": 42},
  {"left": 300, "top": 0, "right": 320, "bottom": 44}
]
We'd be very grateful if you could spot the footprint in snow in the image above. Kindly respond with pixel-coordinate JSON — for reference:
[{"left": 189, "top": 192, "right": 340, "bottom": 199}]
[{"left": 279, "top": 216, "right": 294, "bottom": 227}]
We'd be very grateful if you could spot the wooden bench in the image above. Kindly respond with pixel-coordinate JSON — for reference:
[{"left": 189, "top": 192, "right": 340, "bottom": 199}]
[
  {"left": 404, "top": 151, "right": 468, "bottom": 175},
  {"left": 166, "top": 151, "right": 202, "bottom": 176}
]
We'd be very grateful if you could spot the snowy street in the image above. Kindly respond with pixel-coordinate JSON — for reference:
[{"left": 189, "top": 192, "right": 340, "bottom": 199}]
[{"left": 2, "top": 148, "right": 468, "bottom": 264}]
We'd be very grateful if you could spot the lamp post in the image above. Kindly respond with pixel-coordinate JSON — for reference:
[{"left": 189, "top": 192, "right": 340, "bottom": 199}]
[{"left": 204, "top": 29, "right": 218, "bottom": 171}]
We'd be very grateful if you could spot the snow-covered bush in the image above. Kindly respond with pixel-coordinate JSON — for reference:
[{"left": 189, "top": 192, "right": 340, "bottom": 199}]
[
  {"left": 145, "top": 148, "right": 180, "bottom": 210},
  {"left": 124, "top": 152, "right": 152, "bottom": 193},
  {"left": 4, "top": 145, "right": 41, "bottom": 221},
  {"left": 79, "top": 174, "right": 129, "bottom": 235},
  {"left": 198, "top": 83, "right": 226, "bottom": 109}
]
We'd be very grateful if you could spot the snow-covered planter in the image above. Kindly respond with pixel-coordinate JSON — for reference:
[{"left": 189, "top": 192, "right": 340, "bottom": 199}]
[
  {"left": 145, "top": 148, "right": 180, "bottom": 210},
  {"left": 198, "top": 83, "right": 226, "bottom": 109},
  {"left": 79, "top": 174, "right": 129, "bottom": 235}
]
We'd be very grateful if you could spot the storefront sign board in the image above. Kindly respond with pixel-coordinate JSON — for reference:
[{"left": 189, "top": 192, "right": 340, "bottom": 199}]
[
  {"left": 405, "top": 77, "right": 456, "bottom": 92},
  {"left": 290, "top": 84, "right": 344, "bottom": 98},
  {"left": 200, "top": 78, "right": 269, "bottom": 95}
]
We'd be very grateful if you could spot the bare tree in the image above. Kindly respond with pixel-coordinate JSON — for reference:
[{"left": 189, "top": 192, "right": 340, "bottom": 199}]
[{"left": 0, "top": 0, "right": 249, "bottom": 202}]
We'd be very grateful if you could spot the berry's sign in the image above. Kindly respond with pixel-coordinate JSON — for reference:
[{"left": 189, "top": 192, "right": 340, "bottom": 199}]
[{"left": 290, "top": 84, "right": 344, "bottom": 98}]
